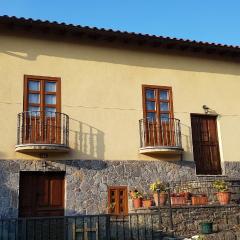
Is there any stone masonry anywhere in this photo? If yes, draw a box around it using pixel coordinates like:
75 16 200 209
0 159 239 218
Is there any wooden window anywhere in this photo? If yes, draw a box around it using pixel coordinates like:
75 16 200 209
23 75 61 144
24 75 61 114
142 85 175 147
108 186 128 215
142 85 173 121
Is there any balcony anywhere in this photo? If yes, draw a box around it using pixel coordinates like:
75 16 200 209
15 111 70 153
139 118 183 154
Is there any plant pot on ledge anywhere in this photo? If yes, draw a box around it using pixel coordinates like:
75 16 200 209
129 189 143 209
150 180 168 206
191 194 208 205
171 196 186 205
213 180 231 205
132 198 143 208
216 192 231 205
153 192 168 206
142 199 152 208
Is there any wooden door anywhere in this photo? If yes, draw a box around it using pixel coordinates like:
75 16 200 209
191 114 222 175
19 172 65 217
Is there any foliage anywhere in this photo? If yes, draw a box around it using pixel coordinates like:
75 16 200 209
149 180 166 193
129 189 143 199
109 202 115 210
213 180 229 192
142 193 152 200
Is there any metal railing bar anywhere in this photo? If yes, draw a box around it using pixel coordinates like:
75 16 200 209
137 214 139 240
16 111 69 147
116 215 119 240
122 215 125 240
151 214 153 240
139 118 182 149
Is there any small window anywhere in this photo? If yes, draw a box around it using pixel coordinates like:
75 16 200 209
108 186 128 215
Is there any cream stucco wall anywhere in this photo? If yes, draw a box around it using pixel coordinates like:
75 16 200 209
0 33 240 164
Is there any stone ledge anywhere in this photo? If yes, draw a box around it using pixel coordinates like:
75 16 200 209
130 203 240 213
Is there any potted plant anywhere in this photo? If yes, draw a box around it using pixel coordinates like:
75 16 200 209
129 189 143 208
150 180 168 206
213 180 231 205
191 193 208 205
142 194 152 208
171 192 187 205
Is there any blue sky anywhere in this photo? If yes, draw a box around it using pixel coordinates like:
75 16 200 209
1 0 240 46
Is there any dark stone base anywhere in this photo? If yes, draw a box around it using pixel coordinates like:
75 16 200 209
0 159 239 217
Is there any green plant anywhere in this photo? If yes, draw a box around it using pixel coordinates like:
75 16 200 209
142 193 151 200
109 202 116 210
150 180 166 193
129 189 143 199
213 180 229 192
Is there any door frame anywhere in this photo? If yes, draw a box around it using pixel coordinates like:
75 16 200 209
190 113 224 176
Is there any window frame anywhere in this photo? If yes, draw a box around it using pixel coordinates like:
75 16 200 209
142 85 174 121
108 186 128 215
23 75 61 113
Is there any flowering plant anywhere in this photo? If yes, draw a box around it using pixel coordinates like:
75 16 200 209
149 180 166 193
129 189 143 199
213 180 229 192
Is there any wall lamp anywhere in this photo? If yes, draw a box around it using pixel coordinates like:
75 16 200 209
202 105 210 114
202 105 217 115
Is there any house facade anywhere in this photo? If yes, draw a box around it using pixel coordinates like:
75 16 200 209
1 16 240 218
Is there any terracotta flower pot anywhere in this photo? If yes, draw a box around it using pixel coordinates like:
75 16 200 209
142 199 152 208
153 192 168 206
191 195 208 205
171 196 186 205
216 192 231 205
132 198 142 208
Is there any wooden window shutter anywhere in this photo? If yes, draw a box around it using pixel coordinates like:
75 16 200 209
108 186 128 215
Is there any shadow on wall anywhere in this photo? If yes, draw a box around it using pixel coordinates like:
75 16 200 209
69 118 105 160
1 33 240 76
0 161 19 218
181 123 194 161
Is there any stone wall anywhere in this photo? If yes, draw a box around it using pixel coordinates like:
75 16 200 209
133 205 240 238
0 159 239 218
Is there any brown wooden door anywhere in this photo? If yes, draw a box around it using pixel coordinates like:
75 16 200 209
19 172 65 217
191 114 222 175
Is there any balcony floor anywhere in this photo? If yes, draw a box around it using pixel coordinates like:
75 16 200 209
139 146 183 154
15 144 70 153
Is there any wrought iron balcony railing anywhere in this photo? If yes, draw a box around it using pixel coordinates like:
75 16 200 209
16 111 69 152
139 118 183 153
